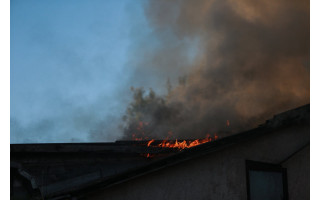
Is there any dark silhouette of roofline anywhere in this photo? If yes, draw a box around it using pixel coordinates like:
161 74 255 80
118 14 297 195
62 104 309 199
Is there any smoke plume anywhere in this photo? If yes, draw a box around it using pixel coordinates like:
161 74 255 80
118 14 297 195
121 0 309 140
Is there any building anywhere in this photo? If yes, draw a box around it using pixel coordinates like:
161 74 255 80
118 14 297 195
11 104 310 200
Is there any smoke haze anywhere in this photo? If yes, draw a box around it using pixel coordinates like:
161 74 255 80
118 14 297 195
11 0 309 143
121 0 310 140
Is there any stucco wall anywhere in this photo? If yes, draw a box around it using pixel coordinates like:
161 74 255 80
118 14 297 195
86 124 309 200
282 145 310 200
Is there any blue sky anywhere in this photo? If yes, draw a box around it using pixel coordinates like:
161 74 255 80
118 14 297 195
10 0 199 143
11 0 146 143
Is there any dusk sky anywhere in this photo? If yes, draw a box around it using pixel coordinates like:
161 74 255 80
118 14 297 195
10 0 197 143
11 0 309 143
11 0 150 143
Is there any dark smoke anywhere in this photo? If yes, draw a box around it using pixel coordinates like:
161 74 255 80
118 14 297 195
121 0 309 140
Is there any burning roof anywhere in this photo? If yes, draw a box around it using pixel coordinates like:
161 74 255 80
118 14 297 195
11 104 309 199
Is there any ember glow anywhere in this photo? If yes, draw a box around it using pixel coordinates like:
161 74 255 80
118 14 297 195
155 134 216 150
132 121 150 141
132 121 218 153
141 135 217 158
147 139 155 147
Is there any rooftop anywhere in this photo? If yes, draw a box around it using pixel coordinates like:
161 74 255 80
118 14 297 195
11 104 310 199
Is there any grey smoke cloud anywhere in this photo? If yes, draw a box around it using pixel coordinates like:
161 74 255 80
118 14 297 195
120 0 309 140
11 0 309 143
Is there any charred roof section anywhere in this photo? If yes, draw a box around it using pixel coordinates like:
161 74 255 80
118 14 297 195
11 104 309 199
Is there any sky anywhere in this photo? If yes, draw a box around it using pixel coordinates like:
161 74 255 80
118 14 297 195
10 0 310 144
10 0 150 143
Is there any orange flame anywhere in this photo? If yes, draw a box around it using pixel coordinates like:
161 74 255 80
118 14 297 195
147 139 155 147
155 134 214 150
140 133 218 158
133 128 218 157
